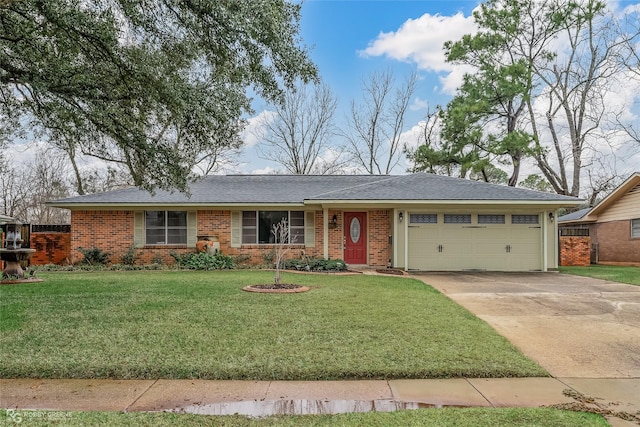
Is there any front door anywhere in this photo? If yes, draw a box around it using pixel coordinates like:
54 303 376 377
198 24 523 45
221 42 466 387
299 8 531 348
344 212 367 264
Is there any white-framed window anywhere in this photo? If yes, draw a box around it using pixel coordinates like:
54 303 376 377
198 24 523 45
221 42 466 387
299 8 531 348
145 211 187 244
632 218 640 238
242 211 305 244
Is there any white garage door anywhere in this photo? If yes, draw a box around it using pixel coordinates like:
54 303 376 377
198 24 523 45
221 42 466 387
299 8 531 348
407 213 542 271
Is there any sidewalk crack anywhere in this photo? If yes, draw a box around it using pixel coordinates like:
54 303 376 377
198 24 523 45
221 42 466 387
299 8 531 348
125 379 158 413
465 379 494 407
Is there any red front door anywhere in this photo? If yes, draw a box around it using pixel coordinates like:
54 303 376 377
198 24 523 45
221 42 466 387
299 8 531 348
344 212 367 264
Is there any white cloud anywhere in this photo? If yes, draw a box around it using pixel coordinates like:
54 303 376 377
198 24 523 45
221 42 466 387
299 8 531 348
621 2 640 14
399 121 429 154
360 12 477 73
241 110 276 148
438 65 475 96
248 166 279 175
409 97 430 112
360 11 478 94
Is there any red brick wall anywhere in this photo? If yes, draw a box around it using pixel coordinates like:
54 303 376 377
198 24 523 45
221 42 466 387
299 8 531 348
559 236 591 266
69 209 392 266
327 210 344 261
30 233 71 265
592 220 640 263
71 210 194 265
71 210 132 264
369 210 391 267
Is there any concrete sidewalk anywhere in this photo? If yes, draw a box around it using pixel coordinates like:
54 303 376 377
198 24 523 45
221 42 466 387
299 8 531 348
1 378 639 425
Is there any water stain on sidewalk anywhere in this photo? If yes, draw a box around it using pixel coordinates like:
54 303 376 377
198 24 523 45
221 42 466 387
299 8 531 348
169 399 430 417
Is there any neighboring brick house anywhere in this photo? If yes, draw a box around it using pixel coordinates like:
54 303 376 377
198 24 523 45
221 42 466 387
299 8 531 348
49 173 581 271
559 172 640 265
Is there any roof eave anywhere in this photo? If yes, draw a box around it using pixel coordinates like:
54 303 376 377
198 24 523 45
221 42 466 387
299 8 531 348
308 199 583 206
48 202 307 209
588 173 640 216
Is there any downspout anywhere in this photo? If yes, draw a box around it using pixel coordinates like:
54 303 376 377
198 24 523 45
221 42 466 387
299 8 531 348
393 209 398 268
403 210 409 270
542 211 548 272
553 209 559 270
323 207 329 260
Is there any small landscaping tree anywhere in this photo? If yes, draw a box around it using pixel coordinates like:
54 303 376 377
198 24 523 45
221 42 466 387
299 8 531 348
272 218 296 285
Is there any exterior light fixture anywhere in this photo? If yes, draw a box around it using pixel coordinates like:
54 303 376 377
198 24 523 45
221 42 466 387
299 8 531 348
331 214 338 224
548 212 555 222
399 212 404 222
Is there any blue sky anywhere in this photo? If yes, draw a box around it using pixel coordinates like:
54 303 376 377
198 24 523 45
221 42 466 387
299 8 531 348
238 0 640 180
241 0 483 173
298 0 476 106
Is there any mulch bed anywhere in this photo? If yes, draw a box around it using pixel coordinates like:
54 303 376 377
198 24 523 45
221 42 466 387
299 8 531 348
1 278 45 285
242 284 311 293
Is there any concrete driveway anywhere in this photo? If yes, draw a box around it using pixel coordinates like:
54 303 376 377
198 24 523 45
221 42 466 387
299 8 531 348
415 272 640 378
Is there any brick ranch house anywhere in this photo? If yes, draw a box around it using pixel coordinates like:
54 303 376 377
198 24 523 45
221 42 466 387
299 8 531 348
49 173 581 271
559 172 640 265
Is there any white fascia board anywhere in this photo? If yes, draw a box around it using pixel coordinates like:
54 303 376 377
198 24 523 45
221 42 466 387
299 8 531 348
310 199 584 208
50 202 307 210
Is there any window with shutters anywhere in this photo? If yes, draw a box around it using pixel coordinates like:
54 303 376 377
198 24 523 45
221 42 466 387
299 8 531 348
241 211 305 244
145 211 187 244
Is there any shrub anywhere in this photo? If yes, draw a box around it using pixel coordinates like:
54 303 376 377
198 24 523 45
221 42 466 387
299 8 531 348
120 245 141 266
108 264 143 271
283 258 347 272
170 251 235 270
232 254 253 268
77 247 110 265
262 250 275 265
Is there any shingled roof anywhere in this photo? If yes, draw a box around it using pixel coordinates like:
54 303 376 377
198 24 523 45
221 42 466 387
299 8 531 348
50 173 581 206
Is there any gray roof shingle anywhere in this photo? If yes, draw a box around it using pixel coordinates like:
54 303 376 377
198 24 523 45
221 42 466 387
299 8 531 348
558 207 592 222
50 173 581 206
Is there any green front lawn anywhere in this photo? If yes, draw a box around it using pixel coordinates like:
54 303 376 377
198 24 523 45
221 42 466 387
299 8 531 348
0 271 546 379
0 408 607 427
560 265 640 286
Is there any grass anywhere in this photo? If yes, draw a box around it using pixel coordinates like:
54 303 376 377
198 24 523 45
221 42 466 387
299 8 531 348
560 265 640 286
0 270 546 380
0 408 608 427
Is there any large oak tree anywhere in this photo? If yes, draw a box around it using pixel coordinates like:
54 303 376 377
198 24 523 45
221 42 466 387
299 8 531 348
0 0 317 193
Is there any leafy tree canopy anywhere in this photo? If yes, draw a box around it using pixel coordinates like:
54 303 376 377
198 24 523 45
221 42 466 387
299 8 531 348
0 0 317 192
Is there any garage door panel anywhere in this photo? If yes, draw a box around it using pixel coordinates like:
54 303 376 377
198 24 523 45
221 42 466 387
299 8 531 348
473 227 510 270
508 226 542 270
407 225 440 270
407 214 542 271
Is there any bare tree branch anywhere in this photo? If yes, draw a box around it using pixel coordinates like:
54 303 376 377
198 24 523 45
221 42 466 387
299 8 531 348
343 69 417 174
258 81 340 174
